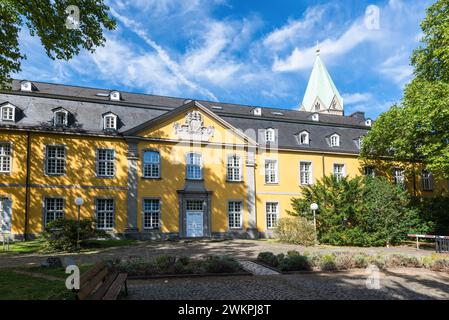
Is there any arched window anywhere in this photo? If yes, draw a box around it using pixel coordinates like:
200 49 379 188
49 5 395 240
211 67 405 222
143 150 160 178
53 109 68 127
227 155 242 182
330 134 340 147
265 128 275 142
298 131 309 145
103 113 117 130
186 153 202 180
1 105 15 121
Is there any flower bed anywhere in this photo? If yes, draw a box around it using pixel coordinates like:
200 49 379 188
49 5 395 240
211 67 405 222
113 255 250 279
256 251 449 273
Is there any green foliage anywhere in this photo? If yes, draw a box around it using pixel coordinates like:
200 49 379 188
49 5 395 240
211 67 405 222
412 196 449 235
274 216 315 246
257 252 280 267
199 256 241 274
278 254 311 272
319 254 337 271
0 0 116 88
411 0 449 82
361 0 449 179
42 218 106 252
289 176 428 246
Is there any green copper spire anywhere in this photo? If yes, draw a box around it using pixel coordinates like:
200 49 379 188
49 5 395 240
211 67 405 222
301 49 344 116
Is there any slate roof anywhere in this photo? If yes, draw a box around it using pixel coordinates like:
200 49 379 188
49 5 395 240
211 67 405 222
0 80 371 154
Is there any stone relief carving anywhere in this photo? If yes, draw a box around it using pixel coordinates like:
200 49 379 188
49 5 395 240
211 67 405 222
173 111 215 141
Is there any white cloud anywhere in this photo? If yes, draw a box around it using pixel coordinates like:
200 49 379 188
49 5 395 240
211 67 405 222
272 17 382 72
342 92 372 105
379 50 413 86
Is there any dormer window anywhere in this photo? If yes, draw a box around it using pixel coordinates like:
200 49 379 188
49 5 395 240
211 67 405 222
53 109 68 127
103 112 117 131
0 104 15 122
265 128 275 142
110 91 121 101
365 119 372 127
253 107 262 116
314 102 321 111
298 131 310 145
311 113 319 122
20 81 34 92
355 136 364 149
330 134 340 147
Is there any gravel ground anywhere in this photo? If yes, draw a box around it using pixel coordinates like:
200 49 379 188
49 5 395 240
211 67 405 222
125 268 449 300
0 239 438 268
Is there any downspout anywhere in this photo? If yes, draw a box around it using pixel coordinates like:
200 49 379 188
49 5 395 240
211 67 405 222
24 131 31 241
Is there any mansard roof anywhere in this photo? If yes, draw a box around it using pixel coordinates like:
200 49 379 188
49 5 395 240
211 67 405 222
0 79 371 154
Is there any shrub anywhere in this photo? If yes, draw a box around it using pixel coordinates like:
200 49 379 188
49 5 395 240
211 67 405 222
334 253 357 270
274 217 316 246
289 176 429 247
154 255 176 270
386 254 422 269
257 252 280 267
42 218 106 252
278 254 311 271
353 253 369 269
199 256 241 274
319 254 337 271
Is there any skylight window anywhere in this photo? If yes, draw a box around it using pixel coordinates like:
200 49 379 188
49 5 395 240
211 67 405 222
211 106 223 110
271 112 284 116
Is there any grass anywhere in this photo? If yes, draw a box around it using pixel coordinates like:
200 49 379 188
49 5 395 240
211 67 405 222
26 265 92 279
0 269 76 300
0 239 138 255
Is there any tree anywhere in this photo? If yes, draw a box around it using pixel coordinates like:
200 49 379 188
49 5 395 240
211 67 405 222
0 0 116 88
361 0 449 180
288 176 428 246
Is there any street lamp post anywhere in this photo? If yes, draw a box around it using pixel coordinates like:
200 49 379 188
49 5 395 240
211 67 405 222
310 203 319 246
75 197 84 250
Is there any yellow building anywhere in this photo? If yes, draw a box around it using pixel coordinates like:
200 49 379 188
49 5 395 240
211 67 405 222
0 54 447 240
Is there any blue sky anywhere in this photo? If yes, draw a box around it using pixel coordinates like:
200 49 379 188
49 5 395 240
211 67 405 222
16 0 433 119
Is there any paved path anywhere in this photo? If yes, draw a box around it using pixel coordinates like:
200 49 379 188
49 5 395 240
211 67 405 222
0 239 438 268
125 268 449 300
239 261 280 275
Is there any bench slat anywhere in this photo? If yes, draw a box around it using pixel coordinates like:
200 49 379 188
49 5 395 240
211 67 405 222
89 272 119 300
78 267 108 300
80 261 107 287
102 273 128 300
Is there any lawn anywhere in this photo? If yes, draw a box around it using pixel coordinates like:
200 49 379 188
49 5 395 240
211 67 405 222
0 269 76 300
0 239 138 255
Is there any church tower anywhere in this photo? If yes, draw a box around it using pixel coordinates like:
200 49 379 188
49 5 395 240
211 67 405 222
300 49 344 116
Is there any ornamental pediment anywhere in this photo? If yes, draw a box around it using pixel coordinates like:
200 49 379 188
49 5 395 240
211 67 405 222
173 110 215 141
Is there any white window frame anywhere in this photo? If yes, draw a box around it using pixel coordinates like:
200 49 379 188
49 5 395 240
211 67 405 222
333 163 345 181
143 198 161 230
45 145 66 176
299 161 313 185
95 198 115 230
103 114 117 130
143 150 161 179
227 155 242 182
422 170 433 191
266 202 279 229
0 105 15 122
96 149 115 177
53 110 68 127
265 128 275 142
44 197 65 226
330 134 340 147
0 142 12 173
186 152 202 180
393 168 405 187
298 131 310 145
228 201 243 229
264 159 278 184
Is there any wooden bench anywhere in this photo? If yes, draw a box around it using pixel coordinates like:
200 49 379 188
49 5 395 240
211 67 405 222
77 262 128 300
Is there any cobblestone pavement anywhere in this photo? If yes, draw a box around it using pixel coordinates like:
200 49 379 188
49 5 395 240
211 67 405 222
239 261 280 275
125 268 449 300
0 239 439 268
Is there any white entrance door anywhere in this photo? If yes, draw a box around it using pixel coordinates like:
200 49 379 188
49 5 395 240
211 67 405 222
186 211 204 237
0 198 12 233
